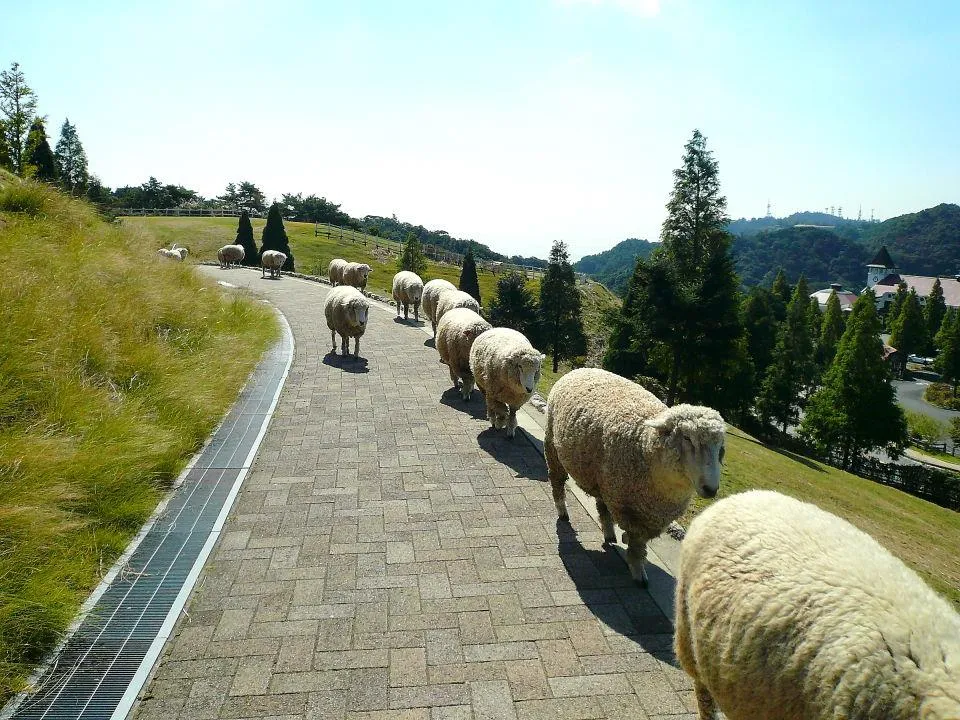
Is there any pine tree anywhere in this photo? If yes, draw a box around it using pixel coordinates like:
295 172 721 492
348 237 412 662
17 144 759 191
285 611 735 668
886 281 909 331
0 119 11 171
459 246 481 304
757 276 815 432
0 62 38 176
398 231 427 276
807 295 822 339
54 119 88 195
889 288 928 360
260 203 294 271
489 272 540 345
24 117 57 182
539 240 586 372
817 289 845 371
935 310 960 396
235 211 258 267
770 268 791 322
801 290 907 468
741 286 779 386
925 278 946 353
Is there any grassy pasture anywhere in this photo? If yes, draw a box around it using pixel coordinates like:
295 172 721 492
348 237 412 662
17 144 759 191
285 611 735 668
0 177 278 700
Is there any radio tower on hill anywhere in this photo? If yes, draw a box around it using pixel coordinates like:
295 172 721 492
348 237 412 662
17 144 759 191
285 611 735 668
765 200 772 218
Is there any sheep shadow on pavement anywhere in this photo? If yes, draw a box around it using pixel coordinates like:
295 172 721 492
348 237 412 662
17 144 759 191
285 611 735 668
322 352 369 374
476 426 547 481
393 317 426 328
423 337 436 348
555 520 678 666
439 388 489 421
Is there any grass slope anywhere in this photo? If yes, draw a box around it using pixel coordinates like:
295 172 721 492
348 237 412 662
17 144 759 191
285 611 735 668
0 177 278 700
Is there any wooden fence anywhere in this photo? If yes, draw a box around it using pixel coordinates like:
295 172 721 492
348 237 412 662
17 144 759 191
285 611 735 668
114 208 245 217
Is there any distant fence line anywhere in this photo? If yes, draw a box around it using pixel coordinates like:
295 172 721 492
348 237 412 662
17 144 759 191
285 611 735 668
114 207 243 217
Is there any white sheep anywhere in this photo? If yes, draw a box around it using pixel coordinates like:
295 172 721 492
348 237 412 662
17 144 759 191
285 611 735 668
675 489 960 720
173 246 188 260
342 262 372 290
323 286 370 358
217 244 245 269
392 271 425 321
157 248 182 261
328 258 348 285
261 250 287 279
469 327 544 439
545 368 725 586
435 290 480 328
436 308 492 401
422 279 457 336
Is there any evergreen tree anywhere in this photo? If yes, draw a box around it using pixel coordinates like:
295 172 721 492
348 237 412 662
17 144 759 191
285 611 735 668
489 272 540 345
757 276 815 432
539 240 586 372
935 310 960 396
741 286 779 386
925 278 947 353
85 174 113 206
0 62 38 176
24 117 57 182
889 288 928 360
459 246 481 304
807 296 822 339
398 231 428 276
800 290 907 469
235 211 258 267
886 281 909 331
54 119 88 195
817 290 845 371
770 268 792 322
0 119 11 171
260 203 294 271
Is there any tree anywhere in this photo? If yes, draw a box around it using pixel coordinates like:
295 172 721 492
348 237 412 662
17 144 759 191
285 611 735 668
24 117 57 182
926 278 947 353
800 290 907 469
489 272 540 345
459 245 481 304
539 240 586 372
235 211 258 267
757 276 816 432
770 268 791 322
886 281 909 331
0 62 38 175
0 119 11 171
806 295 822 340
54 119 88 195
935 310 960 396
817 290 845 371
398 231 427 275
235 181 266 213
260 203 294 271
889 288 928 361
85 174 112 206
741 286 779 386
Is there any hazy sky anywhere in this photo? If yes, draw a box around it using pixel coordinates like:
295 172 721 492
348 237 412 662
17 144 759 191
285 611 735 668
3 0 957 259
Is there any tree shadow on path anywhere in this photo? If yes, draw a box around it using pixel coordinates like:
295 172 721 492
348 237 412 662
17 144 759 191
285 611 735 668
322 352 370 374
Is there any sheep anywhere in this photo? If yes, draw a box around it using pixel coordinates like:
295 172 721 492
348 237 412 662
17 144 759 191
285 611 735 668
392 271 425 321
217 244 245 269
674 489 960 720
323 286 370 358
436 308 492 400
342 262 372 290
435 290 480 328
469 327 544 439
157 248 182 260
328 258 348 285
545 368 725 587
422 279 457 336
261 249 287 279
173 246 188 260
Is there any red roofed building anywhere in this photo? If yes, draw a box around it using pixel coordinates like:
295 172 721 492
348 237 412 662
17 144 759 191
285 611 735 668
864 246 960 310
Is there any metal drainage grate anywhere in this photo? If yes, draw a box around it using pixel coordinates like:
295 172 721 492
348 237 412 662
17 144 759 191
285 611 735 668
8 327 293 720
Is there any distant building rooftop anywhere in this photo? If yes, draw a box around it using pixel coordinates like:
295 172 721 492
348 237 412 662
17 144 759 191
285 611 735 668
868 245 896 269
810 283 858 312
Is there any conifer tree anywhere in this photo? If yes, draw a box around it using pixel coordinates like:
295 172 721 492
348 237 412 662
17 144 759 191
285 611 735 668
459 246 481 304
741 286 779 388
24 117 57 182
817 289 845 371
807 296 822 339
0 119 11 171
0 62 38 176
489 272 540 346
770 268 792 322
235 211 258 267
889 288 928 360
801 290 907 469
935 309 960 396
925 278 946 353
398 231 427 276
540 240 586 373
886 281 909 331
54 119 88 195
260 203 295 271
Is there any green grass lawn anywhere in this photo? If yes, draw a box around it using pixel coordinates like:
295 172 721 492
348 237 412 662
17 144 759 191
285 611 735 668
0 179 278 701
909 444 960 467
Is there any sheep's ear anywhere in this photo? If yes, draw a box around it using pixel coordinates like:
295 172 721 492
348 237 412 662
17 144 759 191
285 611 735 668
644 412 676 434
464 328 475 340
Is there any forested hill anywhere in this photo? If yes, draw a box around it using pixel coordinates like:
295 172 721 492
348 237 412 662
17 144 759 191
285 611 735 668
860 203 960 277
573 238 658 296
728 211 870 238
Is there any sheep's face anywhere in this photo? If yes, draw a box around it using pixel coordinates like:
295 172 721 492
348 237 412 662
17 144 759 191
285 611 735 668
677 434 724 498
359 265 372 281
645 405 725 498
349 304 369 330
409 286 423 303
515 354 545 395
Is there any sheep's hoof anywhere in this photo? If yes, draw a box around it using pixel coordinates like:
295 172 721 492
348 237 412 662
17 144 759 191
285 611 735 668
558 513 570 523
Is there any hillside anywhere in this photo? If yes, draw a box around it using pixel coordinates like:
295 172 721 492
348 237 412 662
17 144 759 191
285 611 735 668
861 203 960 277
0 174 277 699
573 238 658 296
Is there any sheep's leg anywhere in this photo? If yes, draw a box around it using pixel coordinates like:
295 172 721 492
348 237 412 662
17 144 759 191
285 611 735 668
353 336 360 358
341 334 348 355
545 434 569 521
506 407 518 439
625 536 649 587
448 365 460 389
596 500 617 545
395 300 401 317
460 374 474 401
404 302 409 320
431 320 437 337
330 330 337 353
414 301 420 322
693 681 718 720
485 396 499 430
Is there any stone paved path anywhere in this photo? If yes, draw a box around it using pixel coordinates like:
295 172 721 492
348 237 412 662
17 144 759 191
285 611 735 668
132 267 697 720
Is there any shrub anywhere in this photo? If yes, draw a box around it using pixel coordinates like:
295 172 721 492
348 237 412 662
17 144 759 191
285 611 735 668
923 382 960 410
905 410 946 443
0 183 50 216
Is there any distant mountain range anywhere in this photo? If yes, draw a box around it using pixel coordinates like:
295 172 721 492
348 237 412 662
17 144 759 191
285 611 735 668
573 238 658 295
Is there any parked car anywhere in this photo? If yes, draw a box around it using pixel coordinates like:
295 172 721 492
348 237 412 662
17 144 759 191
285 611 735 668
907 354 935 366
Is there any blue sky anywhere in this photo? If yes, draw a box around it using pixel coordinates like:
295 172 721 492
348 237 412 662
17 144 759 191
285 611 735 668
2 0 957 259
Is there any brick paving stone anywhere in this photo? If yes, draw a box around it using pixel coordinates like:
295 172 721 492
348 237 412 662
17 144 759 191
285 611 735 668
128 268 690 719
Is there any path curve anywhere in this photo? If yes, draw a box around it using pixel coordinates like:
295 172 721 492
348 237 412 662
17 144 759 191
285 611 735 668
132 267 693 720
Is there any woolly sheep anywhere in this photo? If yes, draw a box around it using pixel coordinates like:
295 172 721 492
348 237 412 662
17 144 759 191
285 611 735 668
323 286 370 358
435 290 480 328
675 489 960 720
469 327 544 439
328 258 348 285
422 279 457 336
342 262 372 290
392 271 425 321
157 248 182 261
436 308 492 401
545 368 725 586
217 244 245 269
173 247 188 260
261 249 287 279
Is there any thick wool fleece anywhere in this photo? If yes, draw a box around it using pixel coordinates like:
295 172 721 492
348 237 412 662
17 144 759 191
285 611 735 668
436 308 492 398
328 258 348 285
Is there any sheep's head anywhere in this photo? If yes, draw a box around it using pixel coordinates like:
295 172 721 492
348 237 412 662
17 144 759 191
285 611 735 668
358 264 372 281
409 285 423 303
488 402 509 429
346 299 369 331
514 350 545 395
644 404 725 499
